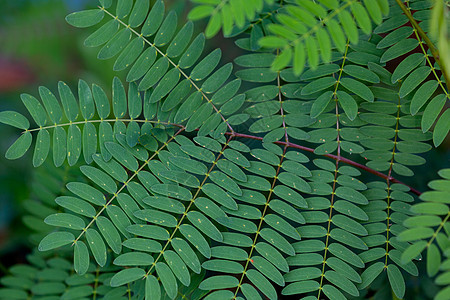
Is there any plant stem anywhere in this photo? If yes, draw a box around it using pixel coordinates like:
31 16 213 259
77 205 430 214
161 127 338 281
395 0 450 92
227 132 422 196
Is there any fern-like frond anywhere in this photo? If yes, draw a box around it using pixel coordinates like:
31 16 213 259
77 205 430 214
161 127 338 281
256 0 389 74
399 168 450 300
188 0 279 38
66 0 243 134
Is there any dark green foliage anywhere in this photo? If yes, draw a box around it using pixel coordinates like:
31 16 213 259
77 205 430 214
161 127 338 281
0 0 449 299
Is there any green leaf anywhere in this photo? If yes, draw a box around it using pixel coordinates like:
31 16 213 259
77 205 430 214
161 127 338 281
110 268 145 287
260 228 295 256
265 214 301 239
80 165 117 194
66 182 106 206
156 262 178 299
96 216 122 254
191 49 222 81
199 275 239 290
311 91 333 118
422 94 446 132
202 259 243 274
134 209 178 227
171 238 201 273
187 211 223 242
84 19 119 47
202 63 233 93
352 3 371 34
339 10 358 44
251 256 285 286
145 275 161 300
179 224 211 258
433 109 450 147
337 91 358 121
328 243 364 268
78 79 95 120
398 227 434 241
303 77 336 96
127 47 157 82
340 77 374 102
113 37 144 71
44 213 85 230
55 196 96 218
21 93 47 126
380 39 419 63
359 261 384 289
188 5 214 21
150 68 181 103
327 19 346 52
0 111 30 130
410 80 438 115
293 42 306 75
205 12 221 38
399 66 432 98
32 129 50 167
129 0 149 28
82 123 97 164
5 132 32 160
272 47 292 72
167 21 194 58
179 34 206 69
209 171 242 196
58 82 79 122
154 11 178 46
322 284 346 300
162 80 192 111
202 183 238 210
116 0 133 18
427 243 441 277
112 77 127 118
325 270 359 296
114 252 154 266
92 84 110 119
247 269 277 300
67 124 81 166
139 57 170 91
343 65 380 83
85 228 107 267
74 241 89 275
105 141 138 171
387 264 405 299
127 224 170 240
65 9 104 28
38 232 75 252
142 0 165 36
164 250 190 286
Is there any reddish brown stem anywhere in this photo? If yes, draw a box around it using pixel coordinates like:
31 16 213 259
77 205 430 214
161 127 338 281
227 132 422 196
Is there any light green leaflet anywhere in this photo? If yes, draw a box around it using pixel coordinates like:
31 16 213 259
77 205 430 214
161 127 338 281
156 262 178 299
187 211 223 242
85 228 107 267
38 232 75 252
80 165 117 194
44 213 85 230
96 216 122 254
105 141 139 171
111 268 146 287
74 241 89 275
65 9 104 28
114 252 154 266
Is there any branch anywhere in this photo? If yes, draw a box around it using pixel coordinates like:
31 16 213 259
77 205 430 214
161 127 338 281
228 132 422 196
395 0 450 93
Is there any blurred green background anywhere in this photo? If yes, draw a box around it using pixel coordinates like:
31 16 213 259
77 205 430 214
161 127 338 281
0 1 449 298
